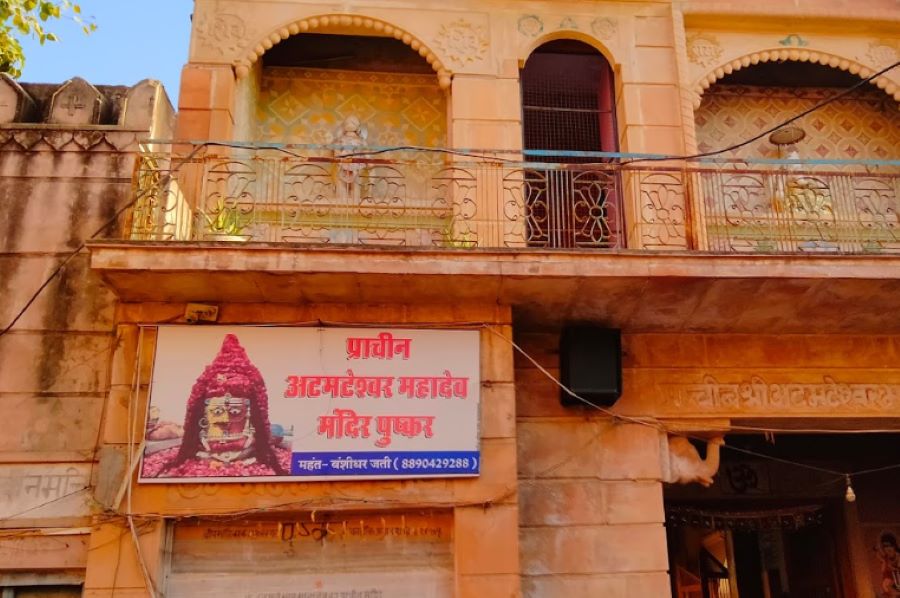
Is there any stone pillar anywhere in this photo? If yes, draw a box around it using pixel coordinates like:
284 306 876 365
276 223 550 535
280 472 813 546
454 323 522 597
85 325 164 597
83 519 166 597
518 422 670 596
449 71 524 249
617 9 690 250
844 501 877 598
175 64 236 141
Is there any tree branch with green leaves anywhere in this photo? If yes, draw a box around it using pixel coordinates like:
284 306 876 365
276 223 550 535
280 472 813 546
0 0 95 77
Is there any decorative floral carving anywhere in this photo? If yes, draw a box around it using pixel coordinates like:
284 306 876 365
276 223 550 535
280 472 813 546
518 15 543 37
687 33 723 67
866 40 899 67
195 13 248 57
433 19 488 67
559 17 579 31
591 17 617 40
778 34 809 47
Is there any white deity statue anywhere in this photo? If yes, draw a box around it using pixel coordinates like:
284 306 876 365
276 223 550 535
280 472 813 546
334 115 368 196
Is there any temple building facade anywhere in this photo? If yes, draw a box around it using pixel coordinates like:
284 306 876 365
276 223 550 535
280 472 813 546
0 0 898 596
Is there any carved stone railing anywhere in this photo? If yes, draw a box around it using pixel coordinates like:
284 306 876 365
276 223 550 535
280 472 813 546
128 147 628 249
127 145 899 254
690 164 900 254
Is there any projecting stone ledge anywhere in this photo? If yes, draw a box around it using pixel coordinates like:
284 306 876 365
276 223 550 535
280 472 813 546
87 242 900 333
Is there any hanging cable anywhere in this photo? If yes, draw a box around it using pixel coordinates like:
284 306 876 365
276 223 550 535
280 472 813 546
619 59 900 165
482 324 900 483
0 143 209 339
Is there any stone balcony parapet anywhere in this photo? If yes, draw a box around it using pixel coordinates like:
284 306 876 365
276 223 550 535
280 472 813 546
124 143 900 256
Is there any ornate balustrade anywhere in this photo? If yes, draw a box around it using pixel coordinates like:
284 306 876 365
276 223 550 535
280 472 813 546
127 145 899 254
691 165 900 254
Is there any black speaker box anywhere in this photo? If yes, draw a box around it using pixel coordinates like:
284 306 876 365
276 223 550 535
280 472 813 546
559 326 622 407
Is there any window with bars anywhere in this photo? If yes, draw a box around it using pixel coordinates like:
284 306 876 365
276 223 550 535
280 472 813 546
520 40 622 249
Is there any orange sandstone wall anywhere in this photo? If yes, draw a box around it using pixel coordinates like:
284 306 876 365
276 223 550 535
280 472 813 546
515 331 900 596
515 332 670 596
87 302 520 597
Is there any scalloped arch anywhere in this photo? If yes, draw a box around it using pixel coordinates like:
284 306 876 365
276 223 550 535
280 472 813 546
234 14 452 89
693 49 900 108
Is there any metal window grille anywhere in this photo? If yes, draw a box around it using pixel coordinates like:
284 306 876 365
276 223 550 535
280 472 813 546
521 44 622 248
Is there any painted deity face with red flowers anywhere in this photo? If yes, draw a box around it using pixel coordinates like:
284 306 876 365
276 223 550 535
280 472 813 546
141 334 289 478
198 393 255 462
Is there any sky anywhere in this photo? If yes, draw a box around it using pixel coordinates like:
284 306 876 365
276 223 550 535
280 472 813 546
20 0 193 104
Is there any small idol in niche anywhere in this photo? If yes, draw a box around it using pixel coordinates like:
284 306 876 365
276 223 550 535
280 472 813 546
141 334 291 478
878 532 900 597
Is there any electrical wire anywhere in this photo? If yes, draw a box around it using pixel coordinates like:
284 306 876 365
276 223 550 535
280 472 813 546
0 143 209 339
2 55 888 343
0 64 897 533
619 59 900 165
482 324 900 482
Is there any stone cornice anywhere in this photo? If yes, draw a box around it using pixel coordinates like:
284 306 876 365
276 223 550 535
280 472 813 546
0 127 144 152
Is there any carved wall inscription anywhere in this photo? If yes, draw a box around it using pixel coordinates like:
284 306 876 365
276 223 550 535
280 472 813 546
0 464 92 522
866 40 899 68
665 375 899 413
559 17 579 31
591 17 617 40
518 15 543 38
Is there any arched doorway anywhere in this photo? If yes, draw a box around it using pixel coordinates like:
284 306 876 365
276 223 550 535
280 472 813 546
519 39 622 248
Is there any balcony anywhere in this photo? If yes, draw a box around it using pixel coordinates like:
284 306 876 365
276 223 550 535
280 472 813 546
87 144 900 334
127 145 900 255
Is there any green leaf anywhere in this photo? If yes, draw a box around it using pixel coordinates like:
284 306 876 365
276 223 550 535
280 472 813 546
0 0 95 76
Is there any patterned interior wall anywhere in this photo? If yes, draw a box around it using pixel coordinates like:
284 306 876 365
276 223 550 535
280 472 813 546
695 85 900 160
256 67 447 147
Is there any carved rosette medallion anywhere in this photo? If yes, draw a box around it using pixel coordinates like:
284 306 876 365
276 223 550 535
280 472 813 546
518 15 543 38
866 40 899 68
434 19 489 67
591 17 617 40
559 17 579 30
195 12 249 57
687 33 723 67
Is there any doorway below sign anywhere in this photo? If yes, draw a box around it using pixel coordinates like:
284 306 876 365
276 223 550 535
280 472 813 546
665 433 900 598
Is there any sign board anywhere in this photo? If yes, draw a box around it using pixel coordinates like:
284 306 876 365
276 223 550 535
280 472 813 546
139 326 480 483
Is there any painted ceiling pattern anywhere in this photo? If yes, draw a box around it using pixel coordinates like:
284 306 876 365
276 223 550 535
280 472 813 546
695 85 900 160
257 67 447 148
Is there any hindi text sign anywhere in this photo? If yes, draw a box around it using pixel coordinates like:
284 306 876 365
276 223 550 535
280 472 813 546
139 326 480 483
